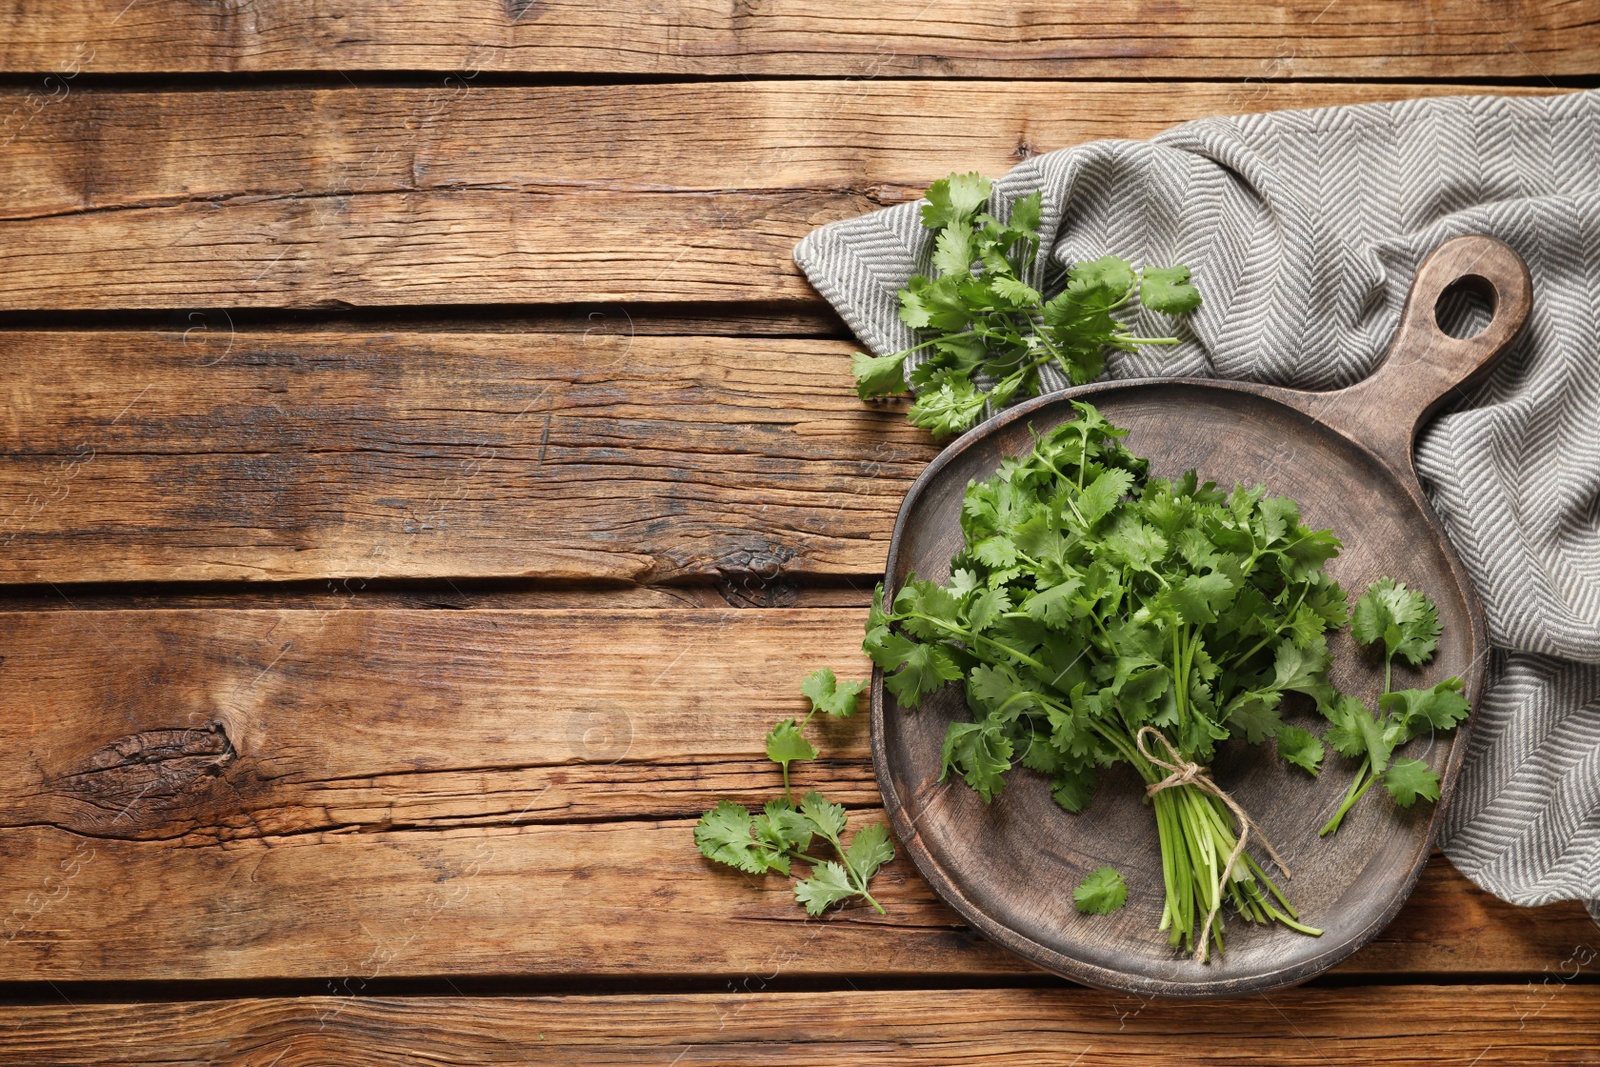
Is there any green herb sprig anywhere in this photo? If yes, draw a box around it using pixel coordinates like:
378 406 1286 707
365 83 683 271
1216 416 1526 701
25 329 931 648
694 669 896 915
853 172 1201 438
865 402 1342 958
1318 579 1469 835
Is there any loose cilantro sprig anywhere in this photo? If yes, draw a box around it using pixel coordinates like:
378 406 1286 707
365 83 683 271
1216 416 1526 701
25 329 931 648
694 669 895 915
1318 579 1469 836
853 172 1201 439
865 402 1338 957
766 667 867 802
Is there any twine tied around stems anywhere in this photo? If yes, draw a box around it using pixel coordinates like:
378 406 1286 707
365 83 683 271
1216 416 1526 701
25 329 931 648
1135 726 1289 963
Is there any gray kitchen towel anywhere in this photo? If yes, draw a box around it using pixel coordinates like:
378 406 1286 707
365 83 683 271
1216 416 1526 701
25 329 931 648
795 89 1600 921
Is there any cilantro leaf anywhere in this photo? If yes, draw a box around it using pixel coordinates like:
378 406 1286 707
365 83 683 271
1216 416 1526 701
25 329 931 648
1073 865 1129 915
1322 694 1375 760
1008 191 1043 235
794 800 893 915
1271 637 1335 707
1023 578 1082 629
694 801 774 875
967 662 1027 716
1381 757 1441 807
940 719 1014 802
750 799 814 875
798 790 848 844
966 586 1013 631
1067 256 1136 308
766 718 818 770
878 636 963 707
1103 518 1167 572
1079 467 1135 527
1275 724 1325 775
931 222 976 277
1157 571 1237 626
765 717 821 805
1351 577 1441 666
1224 690 1284 744
757 799 813 852
920 172 992 230
801 667 868 719
794 860 858 916
1050 762 1100 813
973 534 1020 569
1139 265 1202 314
1378 678 1470 738
990 275 1042 307
843 822 895 888
907 369 988 439
852 351 909 399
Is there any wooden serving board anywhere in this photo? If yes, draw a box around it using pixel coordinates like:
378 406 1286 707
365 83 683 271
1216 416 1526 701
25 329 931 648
871 235 1534 997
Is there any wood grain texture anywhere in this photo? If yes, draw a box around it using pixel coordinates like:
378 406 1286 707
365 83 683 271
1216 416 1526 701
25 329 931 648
0 0 1593 77
4 986 1599 1064
0 607 1589 981
0 331 929 585
0 82 1570 310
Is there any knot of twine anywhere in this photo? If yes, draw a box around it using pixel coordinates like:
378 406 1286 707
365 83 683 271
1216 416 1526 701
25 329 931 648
1134 726 1289 963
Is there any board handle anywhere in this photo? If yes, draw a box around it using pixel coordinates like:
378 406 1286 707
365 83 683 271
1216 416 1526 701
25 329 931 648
1299 235 1532 481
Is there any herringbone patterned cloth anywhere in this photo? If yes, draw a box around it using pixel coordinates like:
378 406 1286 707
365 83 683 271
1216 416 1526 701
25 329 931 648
795 89 1600 923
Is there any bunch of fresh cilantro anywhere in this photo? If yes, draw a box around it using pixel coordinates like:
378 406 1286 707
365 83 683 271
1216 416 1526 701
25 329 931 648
1318 578 1468 835
852 172 1201 438
865 402 1347 957
693 669 895 915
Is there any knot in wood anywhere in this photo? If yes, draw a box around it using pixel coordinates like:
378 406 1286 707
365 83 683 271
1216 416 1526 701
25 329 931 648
49 722 238 838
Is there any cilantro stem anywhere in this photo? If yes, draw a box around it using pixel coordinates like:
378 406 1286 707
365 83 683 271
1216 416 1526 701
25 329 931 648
1319 761 1377 836
992 689 1039 718
1013 550 1046 571
1031 329 1086 388
1262 902 1323 937
1027 691 1150 774
1233 586 1308 666
1170 622 1193 734
789 851 833 868
881 330 982 363
1089 610 1116 649
898 612 1049 671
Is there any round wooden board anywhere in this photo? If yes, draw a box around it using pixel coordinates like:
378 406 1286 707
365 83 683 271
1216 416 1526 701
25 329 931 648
870 235 1533 997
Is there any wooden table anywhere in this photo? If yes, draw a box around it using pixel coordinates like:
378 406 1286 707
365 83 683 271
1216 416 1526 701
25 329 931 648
1 4 1597 1062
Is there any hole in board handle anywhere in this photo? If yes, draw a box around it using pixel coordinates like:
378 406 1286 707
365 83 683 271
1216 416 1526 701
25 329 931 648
1434 274 1497 340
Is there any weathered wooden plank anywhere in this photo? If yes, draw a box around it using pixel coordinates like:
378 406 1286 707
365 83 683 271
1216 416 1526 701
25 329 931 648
1 0 1593 78
4 986 1598 1064
0 607 1590 981
0 82 1571 310
0 331 927 585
